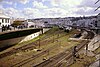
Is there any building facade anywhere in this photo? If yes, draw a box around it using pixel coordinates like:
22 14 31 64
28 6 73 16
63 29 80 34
97 13 100 28
0 13 11 28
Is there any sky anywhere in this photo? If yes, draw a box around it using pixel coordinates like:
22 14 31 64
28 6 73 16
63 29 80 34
0 0 100 19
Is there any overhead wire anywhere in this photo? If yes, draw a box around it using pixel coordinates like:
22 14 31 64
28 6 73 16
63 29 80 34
95 0 100 11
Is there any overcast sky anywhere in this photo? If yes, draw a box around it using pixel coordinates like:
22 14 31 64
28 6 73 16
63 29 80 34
0 0 100 19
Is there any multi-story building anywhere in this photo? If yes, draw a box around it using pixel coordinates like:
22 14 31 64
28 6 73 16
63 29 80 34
96 13 100 34
97 13 100 28
0 13 11 28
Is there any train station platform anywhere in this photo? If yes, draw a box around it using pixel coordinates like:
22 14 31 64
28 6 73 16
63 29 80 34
0 28 39 35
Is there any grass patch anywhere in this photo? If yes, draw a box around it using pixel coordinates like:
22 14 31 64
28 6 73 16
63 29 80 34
93 47 100 54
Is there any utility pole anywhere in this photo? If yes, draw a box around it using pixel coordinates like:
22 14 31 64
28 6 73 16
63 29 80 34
38 33 41 49
38 28 43 49
39 37 40 48
53 33 55 43
57 33 59 38
86 44 88 56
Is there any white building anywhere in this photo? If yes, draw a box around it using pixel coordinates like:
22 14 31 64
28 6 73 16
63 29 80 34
0 13 11 28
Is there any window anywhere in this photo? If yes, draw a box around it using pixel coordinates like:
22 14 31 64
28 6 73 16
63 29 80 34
95 21 97 27
7 19 8 23
2 19 4 23
5 19 7 23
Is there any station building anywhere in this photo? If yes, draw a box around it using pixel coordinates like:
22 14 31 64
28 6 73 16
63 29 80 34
0 13 11 28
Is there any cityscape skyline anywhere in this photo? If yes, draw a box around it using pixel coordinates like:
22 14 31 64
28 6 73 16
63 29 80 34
0 0 100 19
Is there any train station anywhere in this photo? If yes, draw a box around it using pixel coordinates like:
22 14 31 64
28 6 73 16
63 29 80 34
0 0 100 67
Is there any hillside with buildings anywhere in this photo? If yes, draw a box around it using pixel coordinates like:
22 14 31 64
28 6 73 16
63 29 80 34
0 13 100 67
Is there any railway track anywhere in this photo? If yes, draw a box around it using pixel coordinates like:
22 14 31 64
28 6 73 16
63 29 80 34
0 29 83 67
34 41 89 67
0 29 64 59
0 42 37 58
56 30 95 67
9 32 67 67
34 31 94 67
11 39 64 67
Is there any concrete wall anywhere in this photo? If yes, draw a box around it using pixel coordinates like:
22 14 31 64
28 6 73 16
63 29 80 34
43 28 50 33
19 31 40 43
0 31 41 49
0 28 50 49
0 28 41 49
19 28 50 43
0 36 25 49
